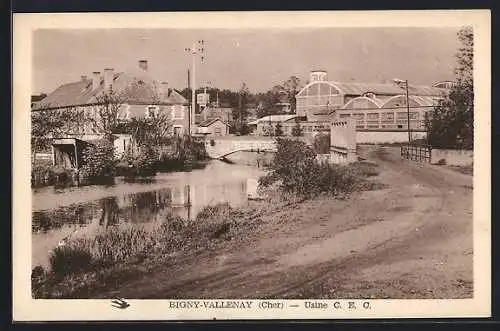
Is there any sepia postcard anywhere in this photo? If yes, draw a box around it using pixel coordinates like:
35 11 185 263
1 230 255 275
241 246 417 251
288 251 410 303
13 10 490 321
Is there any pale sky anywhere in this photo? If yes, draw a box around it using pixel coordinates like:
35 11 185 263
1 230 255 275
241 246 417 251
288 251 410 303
32 27 460 95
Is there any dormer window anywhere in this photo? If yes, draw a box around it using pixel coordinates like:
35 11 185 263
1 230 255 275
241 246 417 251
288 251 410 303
146 105 159 118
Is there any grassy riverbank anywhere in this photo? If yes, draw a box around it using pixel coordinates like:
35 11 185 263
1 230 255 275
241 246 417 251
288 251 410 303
32 160 382 299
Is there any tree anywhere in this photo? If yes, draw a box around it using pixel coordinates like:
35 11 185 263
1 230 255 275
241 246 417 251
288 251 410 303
256 76 304 117
275 122 284 136
233 82 251 134
291 118 303 136
89 88 124 140
426 27 473 150
257 86 284 118
282 76 304 113
31 106 69 166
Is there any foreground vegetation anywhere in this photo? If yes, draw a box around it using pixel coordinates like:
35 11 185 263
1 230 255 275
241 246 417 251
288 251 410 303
32 199 291 298
32 138 383 298
259 138 383 198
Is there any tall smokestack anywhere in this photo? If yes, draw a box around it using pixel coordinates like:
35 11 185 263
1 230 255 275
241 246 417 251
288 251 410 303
138 60 148 71
103 68 114 91
92 71 101 91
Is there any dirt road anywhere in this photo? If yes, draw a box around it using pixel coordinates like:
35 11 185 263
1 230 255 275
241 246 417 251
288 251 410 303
96 146 473 299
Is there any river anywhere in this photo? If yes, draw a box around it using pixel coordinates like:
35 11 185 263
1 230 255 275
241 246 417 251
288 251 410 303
32 159 266 269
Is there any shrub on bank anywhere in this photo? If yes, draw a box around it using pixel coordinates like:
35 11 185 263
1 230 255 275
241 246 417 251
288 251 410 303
31 162 76 187
312 133 331 154
120 146 158 178
80 140 116 182
259 138 380 198
49 245 93 276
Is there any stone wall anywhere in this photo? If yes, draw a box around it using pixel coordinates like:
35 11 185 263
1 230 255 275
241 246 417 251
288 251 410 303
431 149 473 166
356 130 427 144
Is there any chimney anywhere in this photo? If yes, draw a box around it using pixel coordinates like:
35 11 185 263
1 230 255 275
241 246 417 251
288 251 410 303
81 75 88 82
160 81 169 101
92 71 101 91
103 68 114 91
138 60 148 71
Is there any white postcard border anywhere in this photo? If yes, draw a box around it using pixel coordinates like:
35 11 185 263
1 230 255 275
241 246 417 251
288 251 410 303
13 10 491 321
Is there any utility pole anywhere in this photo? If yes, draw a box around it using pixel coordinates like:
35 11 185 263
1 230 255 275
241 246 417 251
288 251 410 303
185 40 205 135
187 69 190 134
393 78 412 145
238 89 242 134
404 80 411 144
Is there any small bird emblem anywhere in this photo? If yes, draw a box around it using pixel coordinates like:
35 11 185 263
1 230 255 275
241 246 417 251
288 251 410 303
111 298 130 309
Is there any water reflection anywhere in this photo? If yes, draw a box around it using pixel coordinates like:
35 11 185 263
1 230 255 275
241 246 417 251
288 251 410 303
32 161 265 268
33 186 194 233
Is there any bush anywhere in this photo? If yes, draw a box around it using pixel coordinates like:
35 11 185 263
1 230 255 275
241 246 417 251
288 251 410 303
122 146 157 177
275 123 284 136
193 203 243 240
89 226 157 263
313 133 331 154
195 202 234 222
80 140 116 181
31 163 76 187
291 119 303 137
258 138 364 198
49 245 93 276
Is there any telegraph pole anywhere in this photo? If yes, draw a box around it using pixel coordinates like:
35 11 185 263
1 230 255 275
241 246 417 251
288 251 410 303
185 40 205 135
393 78 412 145
187 69 190 134
404 80 411 144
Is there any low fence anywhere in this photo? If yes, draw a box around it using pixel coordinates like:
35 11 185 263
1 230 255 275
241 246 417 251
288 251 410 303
401 144 432 163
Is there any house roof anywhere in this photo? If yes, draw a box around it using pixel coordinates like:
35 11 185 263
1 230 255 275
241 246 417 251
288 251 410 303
166 89 188 104
298 80 448 98
198 118 230 127
330 81 447 97
31 94 47 103
33 70 187 111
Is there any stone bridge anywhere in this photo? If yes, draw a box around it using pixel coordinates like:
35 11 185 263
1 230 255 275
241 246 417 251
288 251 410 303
204 136 277 159
204 120 357 163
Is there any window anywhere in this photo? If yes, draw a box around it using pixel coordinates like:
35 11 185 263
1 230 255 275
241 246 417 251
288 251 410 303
171 105 184 120
382 112 394 121
339 113 351 118
145 105 159 118
367 113 379 120
409 112 419 120
352 113 365 121
396 112 407 119
214 127 222 136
